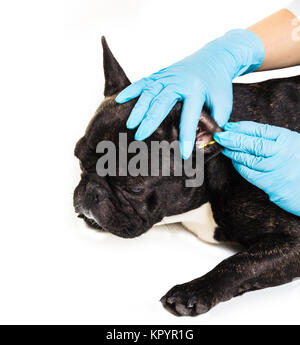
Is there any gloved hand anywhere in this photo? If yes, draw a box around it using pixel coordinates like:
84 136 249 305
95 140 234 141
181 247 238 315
214 121 300 217
116 29 264 159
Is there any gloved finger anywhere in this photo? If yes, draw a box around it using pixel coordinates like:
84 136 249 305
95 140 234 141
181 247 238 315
214 131 278 157
232 160 276 195
179 95 205 159
223 121 287 140
223 149 278 172
116 78 149 103
149 65 183 80
210 89 233 127
126 81 165 129
117 68 174 104
231 161 260 182
134 86 181 140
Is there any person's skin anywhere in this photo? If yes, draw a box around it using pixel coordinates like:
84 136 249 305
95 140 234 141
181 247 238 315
248 9 300 70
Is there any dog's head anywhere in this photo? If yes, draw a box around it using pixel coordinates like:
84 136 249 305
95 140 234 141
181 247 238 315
73 37 223 238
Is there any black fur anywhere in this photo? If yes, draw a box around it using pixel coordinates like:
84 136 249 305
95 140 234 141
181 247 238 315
73 38 300 316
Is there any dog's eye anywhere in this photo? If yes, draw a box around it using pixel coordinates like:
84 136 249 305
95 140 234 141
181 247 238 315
127 187 144 195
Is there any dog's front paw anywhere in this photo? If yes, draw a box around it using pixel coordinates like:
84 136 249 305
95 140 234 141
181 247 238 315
160 279 214 317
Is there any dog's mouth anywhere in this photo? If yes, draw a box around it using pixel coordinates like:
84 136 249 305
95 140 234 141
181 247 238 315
77 213 106 232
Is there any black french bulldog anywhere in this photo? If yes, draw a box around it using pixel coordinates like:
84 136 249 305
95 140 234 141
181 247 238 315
74 37 300 316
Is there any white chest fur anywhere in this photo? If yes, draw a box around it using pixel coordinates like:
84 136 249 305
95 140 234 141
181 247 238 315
154 202 219 244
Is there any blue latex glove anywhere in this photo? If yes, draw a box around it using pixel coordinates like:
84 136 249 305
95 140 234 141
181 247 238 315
116 29 264 159
214 121 300 217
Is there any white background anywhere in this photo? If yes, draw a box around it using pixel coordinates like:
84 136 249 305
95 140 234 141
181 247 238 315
0 0 299 325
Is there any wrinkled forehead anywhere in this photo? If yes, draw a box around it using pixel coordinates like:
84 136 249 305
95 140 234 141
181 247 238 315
85 96 180 147
85 97 136 144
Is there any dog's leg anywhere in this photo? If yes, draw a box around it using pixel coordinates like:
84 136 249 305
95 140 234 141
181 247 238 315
160 234 300 316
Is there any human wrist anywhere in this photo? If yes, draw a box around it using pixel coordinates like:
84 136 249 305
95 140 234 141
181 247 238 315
205 28 265 79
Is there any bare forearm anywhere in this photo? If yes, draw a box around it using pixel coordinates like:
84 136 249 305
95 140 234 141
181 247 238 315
248 9 300 71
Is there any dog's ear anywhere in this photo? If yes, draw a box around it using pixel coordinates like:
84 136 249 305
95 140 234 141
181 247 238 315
195 111 224 159
101 36 131 97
